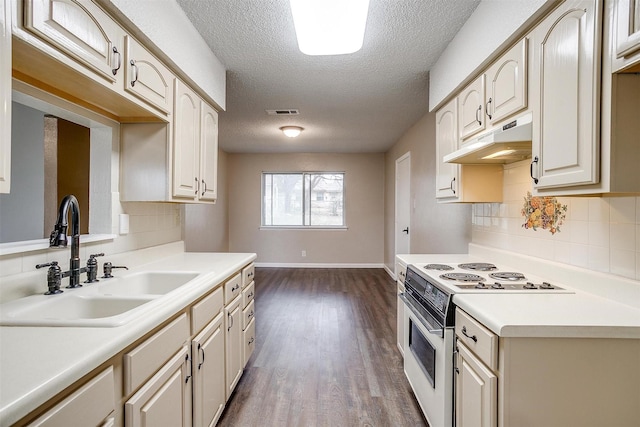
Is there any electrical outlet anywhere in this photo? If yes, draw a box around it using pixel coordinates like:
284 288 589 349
301 250 306 257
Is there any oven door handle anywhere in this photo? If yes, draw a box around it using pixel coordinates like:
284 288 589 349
400 293 444 338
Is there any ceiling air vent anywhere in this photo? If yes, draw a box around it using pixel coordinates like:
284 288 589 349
266 109 299 116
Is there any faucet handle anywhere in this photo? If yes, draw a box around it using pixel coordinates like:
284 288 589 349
36 261 63 295
85 253 105 283
102 262 129 278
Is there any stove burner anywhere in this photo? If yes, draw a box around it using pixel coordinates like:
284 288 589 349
458 263 497 271
489 272 526 281
440 273 485 283
424 263 454 271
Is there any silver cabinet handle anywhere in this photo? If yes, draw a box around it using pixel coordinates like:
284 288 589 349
485 98 492 120
112 47 121 76
232 284 240 292
201 179 207 196
475 105 482 125
130 60 138 87
227 312 234 331
248 310 254 320
461 326 478 342
195 177 199 195
450 177 456 195
530 156 539 184
248 337 254 345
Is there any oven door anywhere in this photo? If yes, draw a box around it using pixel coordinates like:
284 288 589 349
402 294 454 427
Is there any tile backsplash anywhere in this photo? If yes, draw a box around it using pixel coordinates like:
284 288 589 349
472 161 640 281
0 194 183 280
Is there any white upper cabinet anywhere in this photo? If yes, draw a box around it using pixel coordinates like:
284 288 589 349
1 0 11 194
458 75 486 140
614 0 640 70
485 38 528 125
124 35 174 115
436 97 459 200
23 0 123 83
530 0 600 190
173 79 218 202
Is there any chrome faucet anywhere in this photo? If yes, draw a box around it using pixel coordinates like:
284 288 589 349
49 195 85 288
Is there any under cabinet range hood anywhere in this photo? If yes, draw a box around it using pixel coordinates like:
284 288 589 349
444 113 533 164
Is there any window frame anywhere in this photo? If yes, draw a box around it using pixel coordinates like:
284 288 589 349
261 171 347 229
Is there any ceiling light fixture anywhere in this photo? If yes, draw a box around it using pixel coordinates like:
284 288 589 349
280 126 304 138
289 0 370 56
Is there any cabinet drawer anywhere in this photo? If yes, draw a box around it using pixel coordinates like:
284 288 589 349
242 263 255 287
27 367 115 427
243 317 256 366
191 286 223 335
242 281 255 308
123 313 189 395
243 300 255 330
224 273 242 304
455 309 498 371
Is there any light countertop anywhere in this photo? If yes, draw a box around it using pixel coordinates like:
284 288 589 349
0 251 256 426
397 249 640 339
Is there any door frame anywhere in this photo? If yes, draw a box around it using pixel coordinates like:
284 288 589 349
395 151 411 271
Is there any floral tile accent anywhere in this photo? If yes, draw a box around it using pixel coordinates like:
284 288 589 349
521 192 568 235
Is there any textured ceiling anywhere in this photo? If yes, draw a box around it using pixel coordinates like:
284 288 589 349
176 0 480 153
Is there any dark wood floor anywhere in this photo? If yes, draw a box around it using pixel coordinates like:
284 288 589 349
217 268 428 427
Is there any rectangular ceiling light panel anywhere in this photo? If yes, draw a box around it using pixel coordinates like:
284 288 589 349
290 0 370 56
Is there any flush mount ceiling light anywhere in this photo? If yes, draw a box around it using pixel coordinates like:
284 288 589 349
289 0 370 56
280 126 304 138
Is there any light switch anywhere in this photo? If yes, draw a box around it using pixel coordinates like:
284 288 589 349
119 214 130 235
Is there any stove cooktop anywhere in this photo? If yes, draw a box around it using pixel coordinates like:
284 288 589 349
415 262 572 293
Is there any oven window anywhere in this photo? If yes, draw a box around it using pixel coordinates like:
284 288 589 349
409 318 436 388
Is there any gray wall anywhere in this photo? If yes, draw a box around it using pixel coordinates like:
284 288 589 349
227 153 384 265
0 102 44 242
384 108 472 271
184 149 229 252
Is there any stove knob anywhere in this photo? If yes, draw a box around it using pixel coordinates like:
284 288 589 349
540 282 554 289
524 282 537 289
491 282 504 289
475 282 487 289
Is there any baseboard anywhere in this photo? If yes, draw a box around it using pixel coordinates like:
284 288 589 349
254 262 385 269
383 264 396 281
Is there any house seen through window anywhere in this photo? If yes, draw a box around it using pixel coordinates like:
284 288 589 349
262 172 345 227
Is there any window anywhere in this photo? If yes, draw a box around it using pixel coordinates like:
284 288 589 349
262 172 345 227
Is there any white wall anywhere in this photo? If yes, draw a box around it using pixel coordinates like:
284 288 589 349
472 161 640 281
227 153 384 266
429 0 552 110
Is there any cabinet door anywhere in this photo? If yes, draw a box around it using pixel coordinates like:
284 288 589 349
125 35 173 114
486 38 528 125
531 0 600 189
456 342 497 427
192 313 225 427
224 295 243 399
458 75 486 140
125 346 192 427
0 0 10 193
198 102 218 201
23 0 123 83
615 0 640 63
435 97 460 200
173 79 200 199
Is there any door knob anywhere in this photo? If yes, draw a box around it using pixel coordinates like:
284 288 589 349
402 227 409 234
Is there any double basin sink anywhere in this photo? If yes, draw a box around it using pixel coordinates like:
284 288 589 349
0 271 200 328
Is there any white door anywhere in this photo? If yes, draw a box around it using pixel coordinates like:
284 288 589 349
395 152 411 261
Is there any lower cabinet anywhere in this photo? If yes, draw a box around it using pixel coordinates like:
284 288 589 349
125 346 192 427
224 294 243 399
17 261 256 427
455 308 640 426
192 312 225 427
